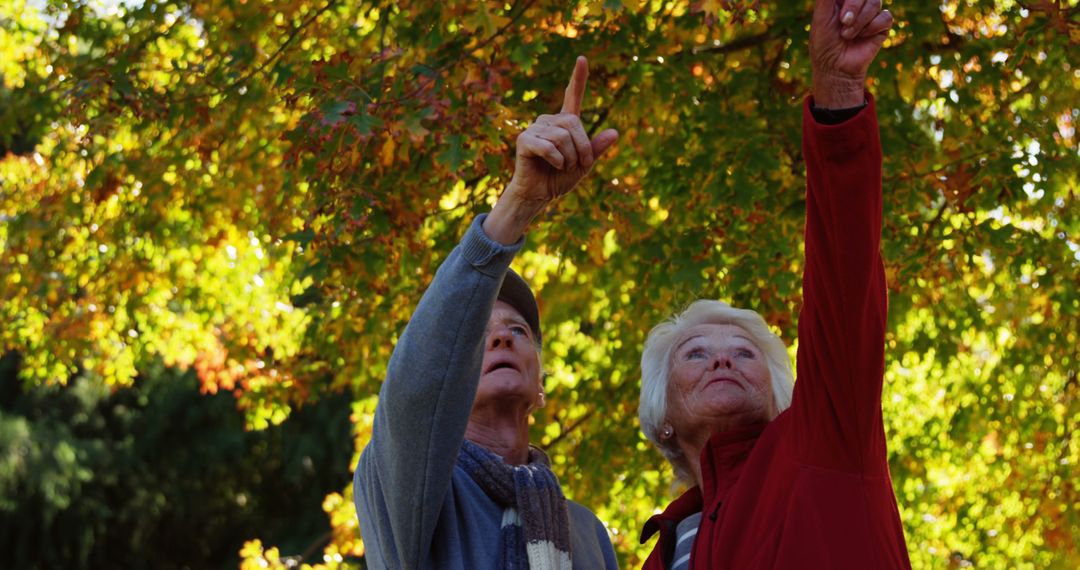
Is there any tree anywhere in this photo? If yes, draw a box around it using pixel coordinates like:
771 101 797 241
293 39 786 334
1 0 1077 567
0 352 355 569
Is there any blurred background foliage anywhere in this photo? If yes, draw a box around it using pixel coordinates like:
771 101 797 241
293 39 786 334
0 351 354 568
0 0 1077 567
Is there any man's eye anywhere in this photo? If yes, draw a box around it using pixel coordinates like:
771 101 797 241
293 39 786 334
510 325 528 336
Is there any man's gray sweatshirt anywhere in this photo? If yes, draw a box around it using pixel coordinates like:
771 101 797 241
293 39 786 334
353 215 619 570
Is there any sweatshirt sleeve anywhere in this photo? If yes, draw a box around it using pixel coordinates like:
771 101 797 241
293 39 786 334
354 214 522 568
791 94 890 475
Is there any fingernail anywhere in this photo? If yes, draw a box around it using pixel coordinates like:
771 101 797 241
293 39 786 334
842 11 854 24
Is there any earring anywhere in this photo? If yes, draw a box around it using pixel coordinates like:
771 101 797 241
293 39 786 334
661 426 673 438
538 392 546 407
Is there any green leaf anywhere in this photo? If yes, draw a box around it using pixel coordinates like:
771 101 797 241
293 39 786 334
319 100 351 119
283 228 315 246
347 110 383 135
436 134 467 170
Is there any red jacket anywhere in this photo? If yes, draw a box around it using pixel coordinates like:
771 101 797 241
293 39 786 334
640 97 912 570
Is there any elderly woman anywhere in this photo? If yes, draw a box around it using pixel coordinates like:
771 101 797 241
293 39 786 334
637 1 911 568
354 57 620 569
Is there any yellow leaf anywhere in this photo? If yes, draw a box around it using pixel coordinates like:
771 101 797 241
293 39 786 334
896 63 916 103
380 137 396 167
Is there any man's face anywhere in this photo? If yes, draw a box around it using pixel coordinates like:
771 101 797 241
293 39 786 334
476 300 543 409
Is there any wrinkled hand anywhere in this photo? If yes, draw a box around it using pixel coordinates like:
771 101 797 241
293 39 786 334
810 0 894 109
509 56 619 205
483 56 619 244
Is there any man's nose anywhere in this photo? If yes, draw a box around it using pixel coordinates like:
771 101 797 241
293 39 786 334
487 327 514 349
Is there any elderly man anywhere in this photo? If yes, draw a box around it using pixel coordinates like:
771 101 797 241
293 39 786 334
354 57 620 570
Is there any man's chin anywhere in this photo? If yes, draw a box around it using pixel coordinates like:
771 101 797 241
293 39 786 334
480 368 528 385
476 375 536 402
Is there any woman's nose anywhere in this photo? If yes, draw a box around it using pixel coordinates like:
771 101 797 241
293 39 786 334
710 355 733 370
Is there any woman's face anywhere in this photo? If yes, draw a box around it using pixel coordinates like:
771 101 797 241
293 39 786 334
664 323 778 439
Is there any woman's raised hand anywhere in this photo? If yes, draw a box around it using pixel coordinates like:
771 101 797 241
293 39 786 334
810 0 894 109
483 56 619 244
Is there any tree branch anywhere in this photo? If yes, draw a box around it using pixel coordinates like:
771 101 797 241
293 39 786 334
545 408 596 449
466 0 539 58
241 0 340 87
197 0 340 101
884 150 999 183
298 530 333 562
678 29 776 60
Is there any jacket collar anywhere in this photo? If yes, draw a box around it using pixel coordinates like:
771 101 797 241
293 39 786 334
639 485 702 544
640 421 767 544
699 421 766 508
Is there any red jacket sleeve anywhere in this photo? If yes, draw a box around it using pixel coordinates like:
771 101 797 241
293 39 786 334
791 94 889 475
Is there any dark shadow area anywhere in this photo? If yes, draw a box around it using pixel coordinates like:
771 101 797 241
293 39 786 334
0 79 46 157
0 351 355 569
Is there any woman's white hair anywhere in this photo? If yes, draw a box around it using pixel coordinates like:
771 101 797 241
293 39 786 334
638 299 795 484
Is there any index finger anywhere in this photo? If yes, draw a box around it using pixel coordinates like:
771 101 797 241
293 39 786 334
560 55 588 115
838 0 868 26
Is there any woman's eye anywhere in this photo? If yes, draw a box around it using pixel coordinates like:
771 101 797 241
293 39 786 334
510 325 528 336
737 349 755 358
685 348 706 360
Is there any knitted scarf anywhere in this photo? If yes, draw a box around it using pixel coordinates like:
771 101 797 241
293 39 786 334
459 439 573 570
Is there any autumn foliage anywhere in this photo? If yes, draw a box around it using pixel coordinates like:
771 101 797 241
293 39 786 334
1 0 1077 568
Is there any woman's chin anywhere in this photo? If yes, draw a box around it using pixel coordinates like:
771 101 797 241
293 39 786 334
698 398 771 426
